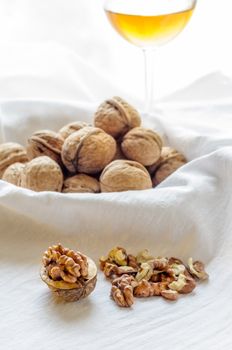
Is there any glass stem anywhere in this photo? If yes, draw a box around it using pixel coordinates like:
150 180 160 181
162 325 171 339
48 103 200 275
143 48 155 117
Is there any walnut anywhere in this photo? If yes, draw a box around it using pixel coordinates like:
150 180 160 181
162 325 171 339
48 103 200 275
58 121 89 140
99 247 128 268
100 160 152 192
150 147 186 186
0 142 28 178
121 127 163 166
136 249 154 264
128 254 139 269
21 156 63 192
99 247 209 307
187 258 209 280
62 174 100 193
134 280 161 297
135 262 153 282
94 96 141 139
2 162 26 186
168 273 196 294
61 127 116 174
40 243 97 302
108 246 128 266
27 130 64 166
111 274 137 307
160 289 179 301
103 262 137 280
151 257 169 271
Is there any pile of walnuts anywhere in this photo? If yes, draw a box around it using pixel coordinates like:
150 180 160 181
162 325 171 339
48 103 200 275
100 247 209 307
0 97 187 193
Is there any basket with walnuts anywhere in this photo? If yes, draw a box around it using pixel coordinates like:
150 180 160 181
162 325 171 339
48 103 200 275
0 97 187 193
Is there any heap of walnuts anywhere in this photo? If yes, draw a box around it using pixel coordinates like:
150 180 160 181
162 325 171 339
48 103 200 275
0 97 187 193
100 247 209 307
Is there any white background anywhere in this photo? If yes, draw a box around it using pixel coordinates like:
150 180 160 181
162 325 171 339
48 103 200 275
0 0 231 101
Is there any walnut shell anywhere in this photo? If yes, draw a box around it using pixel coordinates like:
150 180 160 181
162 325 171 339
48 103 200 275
94 96 141 139
59 121 90 140
121 127 163 166
61 127 116 174
2 162 26 186
40 257 97 302
62 174 100 193
151 147 187 186
27 130 64 166
147 147 186 175
0 142 28 178
21 156 63 192
100 160 152 192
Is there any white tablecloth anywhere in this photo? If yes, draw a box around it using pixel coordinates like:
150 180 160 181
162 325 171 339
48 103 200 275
0 51 232 348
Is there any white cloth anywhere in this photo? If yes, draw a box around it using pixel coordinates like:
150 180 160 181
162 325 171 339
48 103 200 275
0 69 232 349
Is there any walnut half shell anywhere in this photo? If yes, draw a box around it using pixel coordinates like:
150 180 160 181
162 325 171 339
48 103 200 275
40 257 97 302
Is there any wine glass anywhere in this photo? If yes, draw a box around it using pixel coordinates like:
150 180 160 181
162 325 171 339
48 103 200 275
104 0 197 116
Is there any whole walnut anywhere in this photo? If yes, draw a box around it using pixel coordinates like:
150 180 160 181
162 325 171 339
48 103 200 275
62 174 100 193
62 127 116 174
58 121 89 140
21 156 63 192
27 130 64 166
94 96 141 139
121 127 163 166
0 142 28 178
100 160 152 192
2 162 26 186
151 147 186 186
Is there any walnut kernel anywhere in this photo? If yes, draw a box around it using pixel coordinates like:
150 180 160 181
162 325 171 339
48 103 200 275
40 243 97 302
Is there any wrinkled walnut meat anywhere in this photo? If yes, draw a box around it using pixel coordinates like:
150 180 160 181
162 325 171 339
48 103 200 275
100 247 209 308
40 243 97 302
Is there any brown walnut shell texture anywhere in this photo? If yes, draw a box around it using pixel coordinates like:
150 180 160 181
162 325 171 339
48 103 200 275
40 257 97 302
62 174 100 193
151 147 186 186
100 160 152 192
21 156 63 192
121 127 163 166
59 121 89 140
62 127 116 174
0 142 28 178
2 162 26 186
94 96 141 139
27 130 64 166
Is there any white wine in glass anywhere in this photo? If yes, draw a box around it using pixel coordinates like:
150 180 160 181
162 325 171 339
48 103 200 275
104 0 197 115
